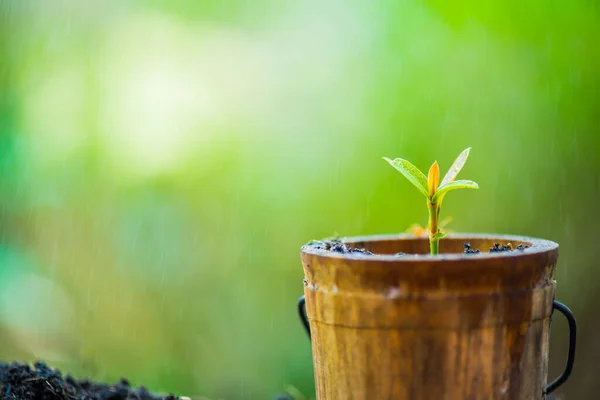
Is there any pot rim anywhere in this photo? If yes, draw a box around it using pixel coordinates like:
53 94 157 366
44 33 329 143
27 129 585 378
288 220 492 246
301 232 558 263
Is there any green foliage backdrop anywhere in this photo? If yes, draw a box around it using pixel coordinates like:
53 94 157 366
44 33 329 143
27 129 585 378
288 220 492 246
1 1 598 398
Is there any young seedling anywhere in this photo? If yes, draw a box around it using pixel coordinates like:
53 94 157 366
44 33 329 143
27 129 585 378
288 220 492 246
383 148 479 255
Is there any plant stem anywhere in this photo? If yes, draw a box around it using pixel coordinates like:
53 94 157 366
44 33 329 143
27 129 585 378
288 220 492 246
428 201 439 255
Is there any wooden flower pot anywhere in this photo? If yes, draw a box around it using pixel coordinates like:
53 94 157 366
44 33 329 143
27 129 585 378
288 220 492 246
298 234 576 400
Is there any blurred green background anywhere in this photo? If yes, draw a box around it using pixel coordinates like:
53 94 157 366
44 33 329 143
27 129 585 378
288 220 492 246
0 0 599 398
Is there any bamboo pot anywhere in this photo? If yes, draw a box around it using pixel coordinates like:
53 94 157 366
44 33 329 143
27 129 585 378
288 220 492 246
299 234 576 400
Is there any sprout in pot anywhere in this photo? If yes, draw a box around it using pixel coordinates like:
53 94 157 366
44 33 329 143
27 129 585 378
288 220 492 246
383 148 478 255
297 148 577 400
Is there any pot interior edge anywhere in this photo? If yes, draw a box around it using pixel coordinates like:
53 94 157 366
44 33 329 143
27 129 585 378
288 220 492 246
303 233 558 260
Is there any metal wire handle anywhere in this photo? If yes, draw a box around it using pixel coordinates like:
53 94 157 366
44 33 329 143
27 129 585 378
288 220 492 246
545 300 577 395
298 296 310 338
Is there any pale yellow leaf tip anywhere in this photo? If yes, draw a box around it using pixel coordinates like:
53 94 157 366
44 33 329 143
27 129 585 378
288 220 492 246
427 161 440 196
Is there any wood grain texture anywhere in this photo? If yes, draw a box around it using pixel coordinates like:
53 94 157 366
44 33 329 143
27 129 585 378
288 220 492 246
301 234 559 400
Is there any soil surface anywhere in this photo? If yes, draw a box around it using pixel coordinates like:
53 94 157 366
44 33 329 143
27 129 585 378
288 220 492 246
463 243 481 254
0 361 178 400
308 240 373 255
465 242 531 255
308 239 530 256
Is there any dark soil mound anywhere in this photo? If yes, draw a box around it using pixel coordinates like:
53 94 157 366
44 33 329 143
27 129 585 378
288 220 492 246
308 240 373 255
489 242 514 253
307 239 531 257
464 242 531 255
463 243 481 254
0 361 178 400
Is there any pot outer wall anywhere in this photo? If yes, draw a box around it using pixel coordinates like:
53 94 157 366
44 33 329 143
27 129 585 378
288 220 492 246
301 234 559 400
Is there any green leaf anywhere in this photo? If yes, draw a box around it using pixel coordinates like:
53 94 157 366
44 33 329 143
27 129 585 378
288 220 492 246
383 157 429 198
441 147 471 186
436 232 447 239
432 179 479 203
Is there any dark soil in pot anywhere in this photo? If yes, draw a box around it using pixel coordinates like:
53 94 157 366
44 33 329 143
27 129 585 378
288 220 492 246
308 239 374 255
308 238 530 256
0 361 178 400
464 242 530 254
